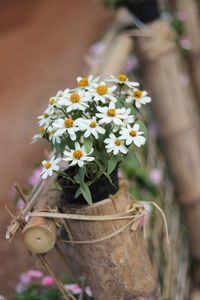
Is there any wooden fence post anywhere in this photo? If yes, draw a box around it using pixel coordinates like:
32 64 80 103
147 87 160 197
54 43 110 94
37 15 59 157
134 18 200 260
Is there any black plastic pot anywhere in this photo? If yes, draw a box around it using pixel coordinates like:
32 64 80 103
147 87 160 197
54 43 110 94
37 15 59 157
126 0 160 24
58 166 119 205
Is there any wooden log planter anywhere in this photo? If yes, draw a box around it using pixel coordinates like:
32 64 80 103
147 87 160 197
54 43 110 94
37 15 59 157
32 181 160 300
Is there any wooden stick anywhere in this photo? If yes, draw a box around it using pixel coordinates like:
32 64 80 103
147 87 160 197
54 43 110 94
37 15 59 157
14 182 29 205
22 216 57 254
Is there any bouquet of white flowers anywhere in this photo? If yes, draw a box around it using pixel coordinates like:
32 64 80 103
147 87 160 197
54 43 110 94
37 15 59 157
33 74 151 204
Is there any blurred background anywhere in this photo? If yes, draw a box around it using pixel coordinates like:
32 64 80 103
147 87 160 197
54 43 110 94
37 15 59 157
1 0 200 299
0 0 113 296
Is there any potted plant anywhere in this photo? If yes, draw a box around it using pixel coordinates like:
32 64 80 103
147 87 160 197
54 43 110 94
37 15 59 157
33 74 151 204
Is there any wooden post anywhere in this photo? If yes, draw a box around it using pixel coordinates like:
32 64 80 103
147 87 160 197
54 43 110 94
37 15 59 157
134 18 200 259
96 33 134 76
61 181 159 300
174 0 200 110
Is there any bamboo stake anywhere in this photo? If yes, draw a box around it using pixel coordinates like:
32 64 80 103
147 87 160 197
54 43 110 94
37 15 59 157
134 18 200 259
22 183 62 253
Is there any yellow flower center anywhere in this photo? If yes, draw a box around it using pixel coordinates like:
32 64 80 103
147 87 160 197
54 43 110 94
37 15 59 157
78 78 89 87
44 162 52 169
134 90 142 98
107 108 116 117
43 113 49 118
96 85 108 95
38 127 45 133
70 93 80 103
64 118 74 128
48 98 56 105
73 149 83 159
50 129 56 134
117 74 127 82
90 121 97 128
130 130 137 137
115 139 121 146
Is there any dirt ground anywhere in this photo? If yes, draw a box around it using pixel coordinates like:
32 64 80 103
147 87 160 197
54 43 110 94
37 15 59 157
0 0 113 296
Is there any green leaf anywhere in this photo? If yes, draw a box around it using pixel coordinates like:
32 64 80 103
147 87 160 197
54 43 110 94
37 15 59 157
73 167 92 204
120 149 140 180
84 138 93 153
80 183 92 205
107 155 118 175
53 181 62 190
75 186 81 198
136 120 148 138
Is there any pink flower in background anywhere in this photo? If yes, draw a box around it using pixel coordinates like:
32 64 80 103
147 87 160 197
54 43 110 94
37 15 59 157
28 166 42 186
138 215 149 227
179 72 190 86
118 170 124 179
27 270 43 279
16 199 25 210
123 55 138 73
20 273 31 284
15 282 26 293
41 276 54 286
179 36 192 50
65 284 82 295
176 11 187 21
138 202 152 227
89 41 104 57
149 168 163 185
20 270 43 285
85 286 92 297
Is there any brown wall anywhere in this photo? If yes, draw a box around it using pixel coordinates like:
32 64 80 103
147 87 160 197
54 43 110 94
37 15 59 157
0 0 113 296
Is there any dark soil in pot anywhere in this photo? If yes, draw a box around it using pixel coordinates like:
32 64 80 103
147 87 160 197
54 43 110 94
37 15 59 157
58 166 119 205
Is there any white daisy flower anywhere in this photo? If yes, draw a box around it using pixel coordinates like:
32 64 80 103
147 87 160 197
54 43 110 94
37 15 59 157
106 74 139 89
112 107 135 132
48 127 61 144
48 89 71 111
38 108 52 128
41 156 61 179
47 97 58 113
31 127 45 143
87 81 117 103
96 102 124 126
55 89 71 99
104 133 128 155
126 89 151 108
78 117 105 139
63 142 95 167
52 118 79 141
47 91 68 112
119 123 146 147
76 75 99 88
57 90 89 112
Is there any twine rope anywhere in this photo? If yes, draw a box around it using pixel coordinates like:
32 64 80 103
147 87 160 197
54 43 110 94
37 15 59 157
29 200 169 244
128 19 176 61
